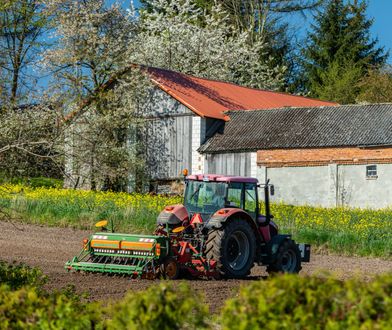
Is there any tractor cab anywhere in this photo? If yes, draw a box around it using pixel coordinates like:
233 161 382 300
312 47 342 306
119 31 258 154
183 175 260 222
183 174 274 224
156 174 277 239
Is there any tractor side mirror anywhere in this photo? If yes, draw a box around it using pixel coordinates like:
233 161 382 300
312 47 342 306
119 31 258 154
270 185 275 196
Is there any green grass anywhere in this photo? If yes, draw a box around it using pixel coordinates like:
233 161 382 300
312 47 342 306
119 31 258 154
0 184 391 258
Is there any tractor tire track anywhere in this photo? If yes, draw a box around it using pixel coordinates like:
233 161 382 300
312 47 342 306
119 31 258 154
0 221 391 312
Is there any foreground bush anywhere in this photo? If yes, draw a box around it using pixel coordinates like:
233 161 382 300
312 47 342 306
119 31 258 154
1 260 392 329
220 274 392 330
0 285 102 330
0 261 47 290
107 282 208 330
0 262 102 329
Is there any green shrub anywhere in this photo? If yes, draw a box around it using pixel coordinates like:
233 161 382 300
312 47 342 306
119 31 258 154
0 261 47 290
28 177 63 189
0 176 63 188
220 274 392 330
0 285 102 330
107 282 209 330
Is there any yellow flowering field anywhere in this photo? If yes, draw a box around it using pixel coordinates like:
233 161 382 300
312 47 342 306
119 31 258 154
0 184 391 257
0 183 181 233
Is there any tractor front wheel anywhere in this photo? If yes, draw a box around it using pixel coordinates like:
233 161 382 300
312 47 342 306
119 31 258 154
206 219 256 279
266 239 301 275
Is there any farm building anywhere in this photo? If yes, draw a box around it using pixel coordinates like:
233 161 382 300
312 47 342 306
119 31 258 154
199 104 392 209
64 67 335 191
65 67 392 208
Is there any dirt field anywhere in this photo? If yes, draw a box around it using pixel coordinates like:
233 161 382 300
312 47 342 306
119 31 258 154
1 221 391 312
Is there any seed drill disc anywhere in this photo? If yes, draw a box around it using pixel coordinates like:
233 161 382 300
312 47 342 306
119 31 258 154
172 226 185 233
95 220 108 228
164 259 179 280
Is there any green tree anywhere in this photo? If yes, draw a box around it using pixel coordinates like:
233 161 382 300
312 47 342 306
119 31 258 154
301 0 388 103
312 58 362 104
357 65 392 103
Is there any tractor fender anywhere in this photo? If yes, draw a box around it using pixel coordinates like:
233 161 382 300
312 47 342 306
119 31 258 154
206 208 257 231
157 204 189 226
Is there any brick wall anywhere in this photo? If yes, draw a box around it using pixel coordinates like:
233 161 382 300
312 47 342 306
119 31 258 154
257 147 392 167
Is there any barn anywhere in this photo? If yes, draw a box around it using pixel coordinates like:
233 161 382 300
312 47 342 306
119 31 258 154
136 67 335 189
199 104 392 209
64 67 335 192
64 67 392 209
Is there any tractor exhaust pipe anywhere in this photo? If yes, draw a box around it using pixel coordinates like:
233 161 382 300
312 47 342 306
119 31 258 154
263 179 274 225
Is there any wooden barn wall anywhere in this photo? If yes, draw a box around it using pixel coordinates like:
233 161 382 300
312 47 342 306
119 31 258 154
141 88 194 180
145 115 193 180
205 152 252 176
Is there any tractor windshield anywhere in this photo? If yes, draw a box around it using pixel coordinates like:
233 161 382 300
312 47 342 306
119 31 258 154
184 181 227 215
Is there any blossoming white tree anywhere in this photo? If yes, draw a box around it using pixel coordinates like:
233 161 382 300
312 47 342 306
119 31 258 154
39 0 285 191
135 0 285 90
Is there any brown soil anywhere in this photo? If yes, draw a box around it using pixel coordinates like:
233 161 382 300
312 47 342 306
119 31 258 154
1 221 391 313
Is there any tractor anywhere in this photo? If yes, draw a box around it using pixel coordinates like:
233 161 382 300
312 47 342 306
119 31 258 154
66 174 310 279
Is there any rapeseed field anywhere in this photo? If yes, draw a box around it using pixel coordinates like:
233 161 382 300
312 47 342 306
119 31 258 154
0 184 391 257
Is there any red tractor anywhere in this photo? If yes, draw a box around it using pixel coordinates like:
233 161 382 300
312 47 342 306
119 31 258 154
66 174 310 279
155 174 310 279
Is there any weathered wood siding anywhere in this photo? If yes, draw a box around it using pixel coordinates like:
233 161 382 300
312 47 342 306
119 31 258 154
141 88 194 180
205 152 254 176
145 115 193 179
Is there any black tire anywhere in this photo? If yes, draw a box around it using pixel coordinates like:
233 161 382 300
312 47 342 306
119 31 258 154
266 239 302 274
206 219 256 279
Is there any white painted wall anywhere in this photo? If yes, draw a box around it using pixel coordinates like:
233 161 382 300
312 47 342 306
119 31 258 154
191 117 205 175
257 163 392 209
336 164 392 208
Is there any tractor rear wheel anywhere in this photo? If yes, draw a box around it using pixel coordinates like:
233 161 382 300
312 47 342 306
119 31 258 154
266 239 301 274
206 219 256 278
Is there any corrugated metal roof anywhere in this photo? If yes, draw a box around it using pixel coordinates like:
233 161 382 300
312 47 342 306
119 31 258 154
148 67 337 121
198 104 392 153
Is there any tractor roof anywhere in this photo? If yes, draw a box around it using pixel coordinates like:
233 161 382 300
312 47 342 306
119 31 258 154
186 174 258 184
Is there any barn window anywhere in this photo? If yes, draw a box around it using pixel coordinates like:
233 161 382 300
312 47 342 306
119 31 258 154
366 165 378 179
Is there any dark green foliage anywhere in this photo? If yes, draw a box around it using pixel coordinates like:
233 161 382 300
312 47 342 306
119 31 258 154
0 285 103 330
107 282 209 330
0 261 47 290
0 261 102 329
357 65 392 103
301 0 388 103
1 260 392 329
0 176 63 188
220 274 392 329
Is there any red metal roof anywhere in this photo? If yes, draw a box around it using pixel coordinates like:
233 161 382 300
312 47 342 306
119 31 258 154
148 67 338 121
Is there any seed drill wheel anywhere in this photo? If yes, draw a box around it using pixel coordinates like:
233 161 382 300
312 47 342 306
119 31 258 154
161 258 179 280
206 219 256 279
266 239 302 274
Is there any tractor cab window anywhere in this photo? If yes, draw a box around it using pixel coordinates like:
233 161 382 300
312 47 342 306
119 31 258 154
244 183 258 219
227 182 242 208
184 181 226 214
